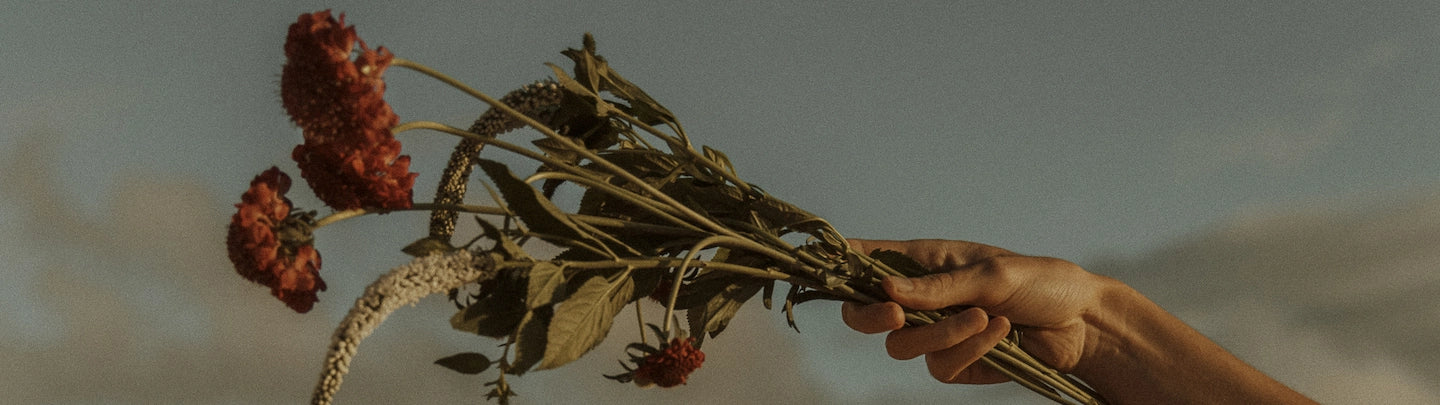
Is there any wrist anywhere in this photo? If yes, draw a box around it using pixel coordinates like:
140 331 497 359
1069 277 1317 404
1071 277 1176 404
1072 276 1149 383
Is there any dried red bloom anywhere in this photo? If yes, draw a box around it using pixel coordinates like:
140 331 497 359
226 167 327 313
281 10 414 211
632 338 705 388
292 139 415 210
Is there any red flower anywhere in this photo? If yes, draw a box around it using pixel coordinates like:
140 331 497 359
281 10 415 211
226 167 327 313
292 140 415 210
632 338 705 388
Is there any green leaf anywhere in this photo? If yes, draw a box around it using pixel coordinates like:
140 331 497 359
526 262 567 309
434 352 491 375
476 159 591 243
508 306 552 376
537 271 637 370
868 249 932 277
401 236 454 257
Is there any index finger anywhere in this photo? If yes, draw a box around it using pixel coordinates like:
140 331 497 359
847 238 1013 272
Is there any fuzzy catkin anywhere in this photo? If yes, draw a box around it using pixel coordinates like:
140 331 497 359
311 249 498 405
428 80 564 241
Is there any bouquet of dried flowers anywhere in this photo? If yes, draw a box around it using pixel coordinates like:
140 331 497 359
225 10 1106 405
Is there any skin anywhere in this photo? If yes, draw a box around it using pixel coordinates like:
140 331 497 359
841 239 1317 405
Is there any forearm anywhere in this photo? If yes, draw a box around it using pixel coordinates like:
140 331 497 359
1072 279 1316 405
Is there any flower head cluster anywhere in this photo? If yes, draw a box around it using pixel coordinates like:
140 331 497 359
226 167 326 313
282 10 416 210
634 337 705 387
609 337 705 388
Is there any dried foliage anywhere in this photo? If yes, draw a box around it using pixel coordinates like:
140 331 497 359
231 11 1106 405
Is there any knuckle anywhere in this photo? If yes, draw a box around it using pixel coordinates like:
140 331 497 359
974 256 1019 286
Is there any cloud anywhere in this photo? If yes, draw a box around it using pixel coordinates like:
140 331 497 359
1168 41 1405 177
1094 190 1440 403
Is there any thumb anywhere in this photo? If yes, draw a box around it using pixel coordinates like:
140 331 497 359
883 273 974 311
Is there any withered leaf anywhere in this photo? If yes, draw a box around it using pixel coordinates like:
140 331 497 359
434 352 491 375
507 306 552 376
701 145 738 178
868 249 932 277
687 279 765 345
526 262 567 309
401 236 454 257
537 271 637 370
531 137 582 165
476 159 591 243
562 33 677 127
762 280 775 310
784 283 802 332
451 289 526 338
474 217 526 260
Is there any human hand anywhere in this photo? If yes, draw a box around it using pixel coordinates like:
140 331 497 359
841 239 1119 385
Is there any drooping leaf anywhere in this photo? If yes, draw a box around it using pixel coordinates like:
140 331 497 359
762 280 775 310
526 262 567 309
668 269 747 310
686 278 765 345
786 288 838 331
508 306 552 376
474 217 527 260
434 352 492 375
476 159 591 243
868 249 932 277
784 283 802 332
451 287 527 338
537 270 637 370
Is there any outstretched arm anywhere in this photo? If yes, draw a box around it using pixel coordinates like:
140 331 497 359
841 238 1316 405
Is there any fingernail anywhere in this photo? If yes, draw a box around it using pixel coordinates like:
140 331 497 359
888 276 914 293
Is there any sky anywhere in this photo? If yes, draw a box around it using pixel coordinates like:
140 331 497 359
1 1 1438 404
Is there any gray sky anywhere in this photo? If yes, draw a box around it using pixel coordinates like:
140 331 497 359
2 1 1438 404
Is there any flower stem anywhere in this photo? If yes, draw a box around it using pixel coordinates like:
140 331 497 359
393 58 744 239
310 203 509 230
